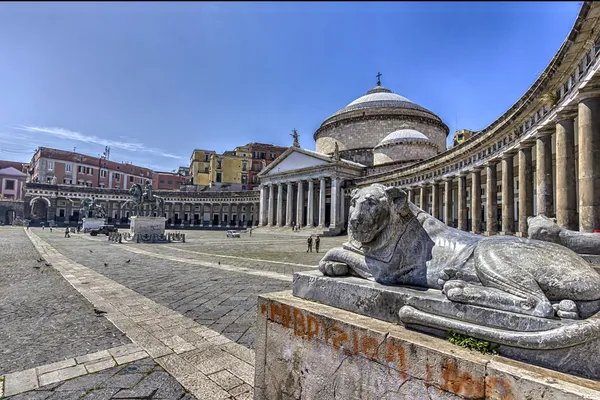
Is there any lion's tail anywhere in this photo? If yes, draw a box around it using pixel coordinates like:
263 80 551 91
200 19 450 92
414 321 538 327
399 305 600 350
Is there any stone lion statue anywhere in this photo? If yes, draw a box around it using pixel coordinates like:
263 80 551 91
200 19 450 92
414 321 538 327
319 184 600 320
528 215 600 255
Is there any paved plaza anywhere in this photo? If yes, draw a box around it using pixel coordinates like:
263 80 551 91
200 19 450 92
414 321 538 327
0 226 344 399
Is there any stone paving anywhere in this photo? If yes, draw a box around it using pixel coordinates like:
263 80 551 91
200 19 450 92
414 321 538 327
0 227 129 376
1 227 335 399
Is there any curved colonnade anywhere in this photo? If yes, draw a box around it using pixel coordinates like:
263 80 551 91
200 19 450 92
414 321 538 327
358 2 600 234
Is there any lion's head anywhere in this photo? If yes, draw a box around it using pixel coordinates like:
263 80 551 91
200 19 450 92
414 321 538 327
348 184 410 244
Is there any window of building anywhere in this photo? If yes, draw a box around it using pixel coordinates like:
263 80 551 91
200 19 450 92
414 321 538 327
260 152 266 159
563 81 569 94
241 174 247 184
99 183 104 188
47 161 54 171
217 160 222 169
586 51 592 66
63 178 72 184
47 177 53 183
216 172 222 183
65 163 72 172
129 176 133 182
59 209 65 217
204 167 209 173
4 179 15 190
115 173 120 182
160 179 165 184
242 161 247 171
270 153 276 160
100 169 107 178
167 180 172 184
205 154 210 162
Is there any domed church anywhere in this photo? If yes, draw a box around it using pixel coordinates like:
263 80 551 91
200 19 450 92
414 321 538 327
314 75 449 167
257 74 449 235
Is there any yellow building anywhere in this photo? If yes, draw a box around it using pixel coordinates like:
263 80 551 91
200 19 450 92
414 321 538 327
189 149 216 186
452 129 475 146
189 147 251 190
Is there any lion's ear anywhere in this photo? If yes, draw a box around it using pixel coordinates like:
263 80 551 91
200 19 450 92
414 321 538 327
385 187 410 217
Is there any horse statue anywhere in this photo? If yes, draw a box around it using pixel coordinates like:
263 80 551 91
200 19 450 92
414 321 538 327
124 183 165 217
81 197 106 219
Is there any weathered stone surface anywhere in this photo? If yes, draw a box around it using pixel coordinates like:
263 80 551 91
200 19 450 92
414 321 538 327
316 184 600 352
255 291 600 400
528 215 600 255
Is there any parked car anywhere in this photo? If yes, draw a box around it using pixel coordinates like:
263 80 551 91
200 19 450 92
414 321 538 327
226 230 241 238
90 225 118 236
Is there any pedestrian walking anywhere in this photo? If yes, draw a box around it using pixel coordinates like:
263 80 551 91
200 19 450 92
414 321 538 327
315 235 320 253
249 227 252 237
64 227 70 238
307 236 313 253
77 225 81 234
41 222 45 230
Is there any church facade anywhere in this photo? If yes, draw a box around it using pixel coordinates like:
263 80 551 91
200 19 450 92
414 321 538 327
258 1 600 236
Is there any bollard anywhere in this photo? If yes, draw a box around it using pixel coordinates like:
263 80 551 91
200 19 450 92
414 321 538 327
182 233 185 243
136 234 140 243
118 234 122 243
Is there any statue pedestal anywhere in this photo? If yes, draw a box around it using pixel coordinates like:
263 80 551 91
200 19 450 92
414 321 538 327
82 218 106 233
292 270 600 381
255 291 600 399
124 216 168 243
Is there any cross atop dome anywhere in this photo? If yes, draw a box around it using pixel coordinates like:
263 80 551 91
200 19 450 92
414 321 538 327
376 72 382 86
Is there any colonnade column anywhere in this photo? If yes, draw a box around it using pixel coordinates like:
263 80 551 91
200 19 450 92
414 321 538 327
318 177 326 228
431 181 440 219
331 177 339 227
268 184 274 226
457 173 467 231
286 182 294 227
296 180 304 227
501 151 516 235
578 92 600 232
209 203 215 227
419 185 428 212
407 187 414 203
536 129 554 217
444 177 453 227
339 185 346 227
307 180 315 227
259 185 268 226
518 143 534 236
485 161 498 235
276 183 284 227
555 110 578 230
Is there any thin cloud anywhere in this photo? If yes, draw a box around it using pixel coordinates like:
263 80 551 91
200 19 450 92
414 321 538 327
15 125 185 160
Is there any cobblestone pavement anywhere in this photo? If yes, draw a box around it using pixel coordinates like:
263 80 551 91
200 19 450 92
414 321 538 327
1 228 341 399
0 227 130 376
33 229 345 349
5 358 194 400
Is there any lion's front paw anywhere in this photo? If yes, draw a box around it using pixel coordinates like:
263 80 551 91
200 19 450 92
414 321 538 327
319 261 349 277
442 280 467 299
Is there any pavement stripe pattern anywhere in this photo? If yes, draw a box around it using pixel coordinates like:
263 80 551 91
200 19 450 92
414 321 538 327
22 229 255 400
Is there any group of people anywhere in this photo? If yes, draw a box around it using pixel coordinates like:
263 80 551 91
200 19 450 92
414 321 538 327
292 224 301 232
307 235 320 253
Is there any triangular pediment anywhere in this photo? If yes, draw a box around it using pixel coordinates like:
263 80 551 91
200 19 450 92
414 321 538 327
0 166 26 177
259 147 333 177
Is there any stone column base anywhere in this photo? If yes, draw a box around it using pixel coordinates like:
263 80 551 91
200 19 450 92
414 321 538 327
254 291 600 399
483 231 497 236
498 231 514 236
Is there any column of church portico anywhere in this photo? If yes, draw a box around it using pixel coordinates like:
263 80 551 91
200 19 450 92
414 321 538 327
209 204 214 227
485 161 499 235
501 151 516 235
457 173 467 231
555 111 578 230
296 180 304 226
431 181 440 219
307 180 315 227
318 177 327 228
277 183 284 227
444 178 453 227
419 185 428 212
578 93 600 232
228 203 233 227
268 184 275 226
286 182 294 227
518 143 534 236
259 186 268 226
340 185 346 227
331 177 340 227
536 129 554 218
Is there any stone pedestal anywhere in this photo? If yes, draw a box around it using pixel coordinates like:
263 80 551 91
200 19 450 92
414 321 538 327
255 290 600 400
126 216 168 243
82 218 106 233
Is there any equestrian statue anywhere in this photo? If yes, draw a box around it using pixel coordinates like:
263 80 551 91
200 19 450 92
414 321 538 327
81 196 107 219
123 182 165 217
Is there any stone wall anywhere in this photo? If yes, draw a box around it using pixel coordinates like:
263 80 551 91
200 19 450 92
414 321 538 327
254 291 600 400
0 200 24 224
315 114 447 155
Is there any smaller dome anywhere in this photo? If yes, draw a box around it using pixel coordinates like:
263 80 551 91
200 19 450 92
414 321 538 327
375 129 431 148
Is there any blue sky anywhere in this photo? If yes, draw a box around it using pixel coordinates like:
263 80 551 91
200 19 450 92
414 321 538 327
0 1 582 171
